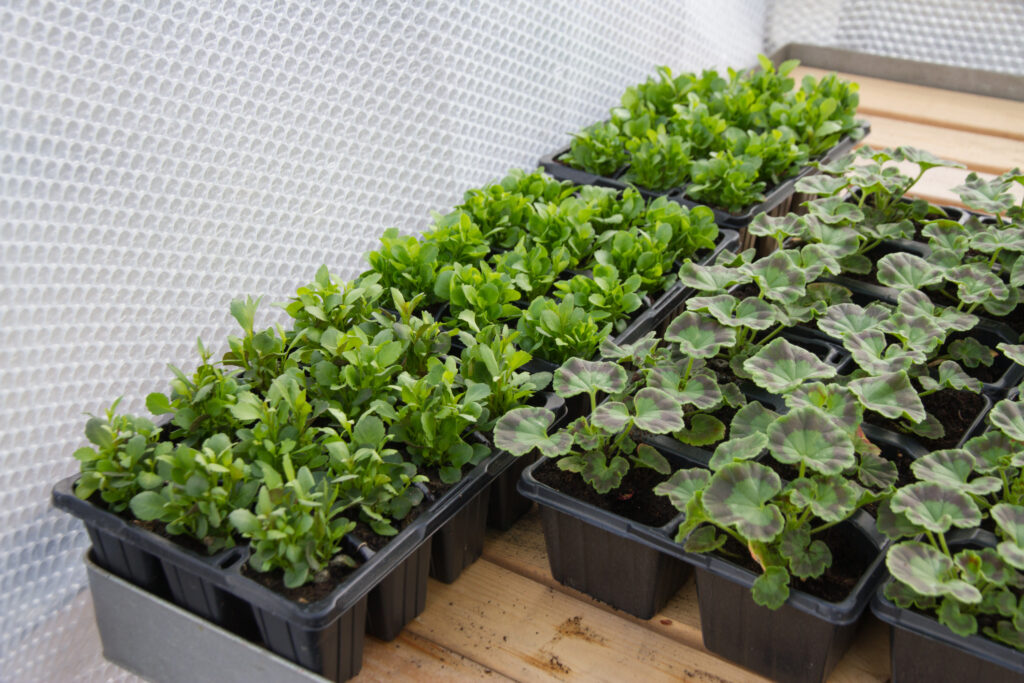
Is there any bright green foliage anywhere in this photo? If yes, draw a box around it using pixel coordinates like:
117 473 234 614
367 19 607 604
284 267 385 350
491 239 571 298
130 434 258 552
623 126 691 191
457 326 551 425
434 262 521 333
223 296 302 393
422 210 490 265
561 121 629 177
517 296 613 364
554 264 644 332
366 228 442 306
231 370 324 471
229 459 356 589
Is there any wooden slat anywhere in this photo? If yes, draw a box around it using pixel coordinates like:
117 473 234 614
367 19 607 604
406 557 770 682
794 66 1024 142
355 631 511 681
483 509 889 683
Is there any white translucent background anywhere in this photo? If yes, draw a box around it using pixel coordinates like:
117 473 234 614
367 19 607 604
0 1 766 679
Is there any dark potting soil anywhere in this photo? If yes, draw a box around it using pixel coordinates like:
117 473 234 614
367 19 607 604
712 522 874 603
241 556 360 604
130 518 216 556
534 455 677 527
866 388 985 451
938 332 1006 384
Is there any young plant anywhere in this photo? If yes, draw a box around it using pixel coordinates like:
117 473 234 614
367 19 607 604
554 263 644 332
222 295 304 393
592 226 676 293
382 356 491 483
623 125 691 191
517 296 613 364
433 261 522 333
73 399 166 512
494 357 683 494
129 433 258 552
560 120 629 177
283 267 385 347
229 455 356 589
322 413 426 537
656 386 893 609
421 210 490 265
365 227 442 306
490 239 571 298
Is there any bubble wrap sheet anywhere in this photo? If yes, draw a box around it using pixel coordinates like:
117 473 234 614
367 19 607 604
0 0 767 679
766 0 1024 75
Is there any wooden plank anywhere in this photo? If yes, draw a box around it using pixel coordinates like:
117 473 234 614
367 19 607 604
356 630 511 681
794 66 1024 142
484 510 888 682
406 557 770 682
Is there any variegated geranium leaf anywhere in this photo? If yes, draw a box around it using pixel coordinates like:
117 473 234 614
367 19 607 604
863 219 914 242
946 262 1009 305
910 449 1002 495
876 497 923 540
742 250 806 304
494 407 571 457
794 173 848 196
553 358 627 398
963 431 1024 472
858 451 898 489
922 219 968 253
997 342 1024 368
632 443 671 475
708 432 769 471
796 243 843 280
804 221 861 259
804 196 865 225
743 338 837 394
886 542 982 603
591 401 632 433
786 476 861 523
731 297 782 330
970 227 1024 254
654 468 711 511
767 405 855 475
730 401 779 439
674 413 726 446
991 399 1024 442
954 172 1017 214
982 283 1020 317
918 360 983 394
817 302 890 339
571 453 629 494
948 337 996 369
876 252 944 290
779 525 831 579
676 260 750 292
991 504 1024 571
891 482 981 534
676 371 723 409
632 388 685 434
845 330 923 374
665 311 736 358
751 565 790 610
849 371 927 423
881 311 945 355
748 212 807 240
1011 255 1024 287
785 382 862 436
599 331 659 363
906 413 945 440
702 461 784 542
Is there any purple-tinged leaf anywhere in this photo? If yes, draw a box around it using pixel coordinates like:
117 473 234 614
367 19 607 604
633 388 685 434
743 338 837 394
703 461 784 542
876 252 943 290
849 371 926 423
891 482 981 533
887 542 982 603
911 449 1001 495
665 311 736 358
767 405 855 475
494 407 570 457
708 432 768 471
817 302 890 339
553 358 627 398
654 468 711 511
991 399 1024 442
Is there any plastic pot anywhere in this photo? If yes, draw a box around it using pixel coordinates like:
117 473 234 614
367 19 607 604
872 530 1024 682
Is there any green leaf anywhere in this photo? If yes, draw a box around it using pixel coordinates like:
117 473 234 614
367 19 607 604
729 401 779 439
779 526 831 579
676 372 723 410
145 393 173 415
675 414 727 447
664 311 736 358
817 302 890 339
229 508 261 535
703 461 783 542
991 504 1024 570
493 407 570 457
767 406 855 475
676 261 750 292
849 371 926 423
592 401 631 433
633 443 671 475
891 482 981 534
938 598 980 637
129 491 166 521
743 250 806 303
553 358 628 398
886 542 981 603
876 252 943 290
632 388 685 433
751 566 790 610
786 475 861 522
991 400 1024 442
84 417 113 449
708 432 768 470
911 449 1002 495
654 468 711 511
743 338 837 394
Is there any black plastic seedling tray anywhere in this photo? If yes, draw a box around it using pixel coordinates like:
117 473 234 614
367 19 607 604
540 125 869 230
52 440 518 680
872 529 1024 683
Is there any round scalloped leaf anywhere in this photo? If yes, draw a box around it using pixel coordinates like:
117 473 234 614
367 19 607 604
633 388 685 434
664 311 736 358
1012 256 1024 288
743 250 806 304
794 174 848 196
599 332 659 363
858 451 898 489
730 401 779 439
767 405 855 475
918 360 983 394
633 443 671 475
991 400 1024 442
708 432 768 471
676 372 723 410
805 196 865 225
891 482 982 534
591 401 631 433
970 227 1024 254
946 263 1009 305
785 382 861 435
703 461 784 542
881 311 945 355
991 504 1024 570
654 468 711 511
786 475 861 522
876 497 924 540
677 261 749 292
804 220 861 258
845 330 923 375
817 302 890 339
886 542 982 603
748 212 807 239
731 297 781 330
849 371 926 423
796 243 843 280
742 338 837 394
982 283 1020 317
779 526 831 579
963 431 1024 472
751 565 790 610
553 358 628 398
876 252 943 290
675 413 726 447
494 407 570 457
910 449 1002 495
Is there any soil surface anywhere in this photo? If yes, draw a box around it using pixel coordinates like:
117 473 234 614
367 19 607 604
711 522 875 603
242 557 359 604
865 387 985 450
534 456 677 527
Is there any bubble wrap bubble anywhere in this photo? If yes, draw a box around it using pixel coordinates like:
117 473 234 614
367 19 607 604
766 0 1024 75
0 0 766 678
